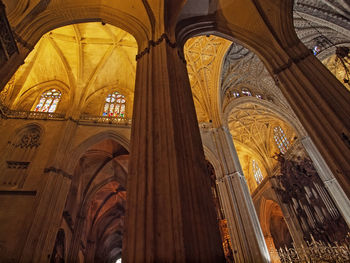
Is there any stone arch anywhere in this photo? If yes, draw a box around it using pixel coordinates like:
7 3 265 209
65 136 128 262
65 130 130 174
176 0 298 74
259 198 292 250
203 145 224 180
68 176 126 262
13 5 151 52
0 3 152 91
12 80 71 112
223 97 306 138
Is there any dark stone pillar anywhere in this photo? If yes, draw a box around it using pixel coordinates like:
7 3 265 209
123 35 225 262
273 47 350 197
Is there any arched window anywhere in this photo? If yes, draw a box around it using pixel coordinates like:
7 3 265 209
241 88 252 96
34 89 61 112
274 126 289 154
102 92 126 117
231 91 240 98
313 45 320 56
252 159 263 185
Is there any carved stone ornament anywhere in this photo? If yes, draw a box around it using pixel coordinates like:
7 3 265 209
13 129 41 148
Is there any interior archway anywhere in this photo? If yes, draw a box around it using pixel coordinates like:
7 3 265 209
260 199 292 262
63 138 128 263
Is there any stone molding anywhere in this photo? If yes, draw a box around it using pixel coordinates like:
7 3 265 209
135 33 187 63
273 50 313 75
136 33 177 60
44 166 72 180
0 190 36 195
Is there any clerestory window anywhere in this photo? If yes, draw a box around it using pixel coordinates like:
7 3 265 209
34 89 61 113
273 126 289 154
102 92 126 117
241 88 252 96
252 159 264 185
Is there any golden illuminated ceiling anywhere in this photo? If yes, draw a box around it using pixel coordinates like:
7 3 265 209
6 22 138 115
184 35 231 124
228 103 296 192
5 25 234 121
322 54 350 92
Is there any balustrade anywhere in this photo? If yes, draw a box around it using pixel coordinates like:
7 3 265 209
276 234 350 263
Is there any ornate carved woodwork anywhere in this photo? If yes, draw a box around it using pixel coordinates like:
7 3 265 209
274 154 349 244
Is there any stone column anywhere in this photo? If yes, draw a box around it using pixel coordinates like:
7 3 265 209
301 136 350 227
123 35 225 262
273 48 350 198
211 126 270 262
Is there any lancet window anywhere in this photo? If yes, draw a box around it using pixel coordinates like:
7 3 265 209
34 89 61 112
230 91 240 98
103 91 126 118
274 126 289 154
241 88 252 96
252 159 263 185
313 46 320 55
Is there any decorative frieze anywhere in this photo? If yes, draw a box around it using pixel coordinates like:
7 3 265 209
6 161 29 169
136 33 177 61
44 167 72 180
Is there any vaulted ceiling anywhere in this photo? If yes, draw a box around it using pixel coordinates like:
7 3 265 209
7 22 137 114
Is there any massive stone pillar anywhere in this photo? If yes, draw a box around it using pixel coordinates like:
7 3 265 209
209 126 270 262
272 47 350 198
301 136 350 227
123 35 225 262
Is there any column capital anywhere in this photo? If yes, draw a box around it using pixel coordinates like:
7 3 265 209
135 33 187 64
216 171 245 184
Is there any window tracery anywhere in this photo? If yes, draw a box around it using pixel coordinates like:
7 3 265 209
241 88 252 96
232 91 240 98
34 89 61 112
103 92 126 118
313 46 320 56
274 126 289 154
252 159 263 185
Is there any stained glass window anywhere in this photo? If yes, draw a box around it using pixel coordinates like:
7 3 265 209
102 92 126 118
242 88 252 96
252 159 263 185
232 91 240 98
313 46 320 56
256 94 262 99
274 126 290 154
34 89 61 113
